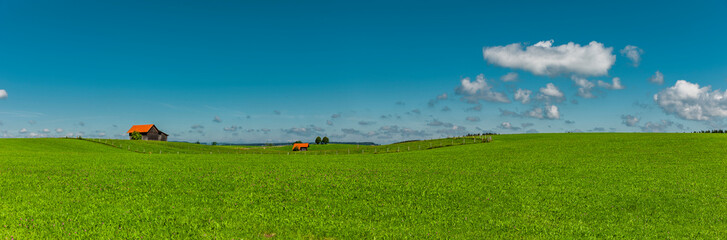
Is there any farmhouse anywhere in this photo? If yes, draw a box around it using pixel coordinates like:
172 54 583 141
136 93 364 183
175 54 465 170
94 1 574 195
127 124 168 141
292 143 309 151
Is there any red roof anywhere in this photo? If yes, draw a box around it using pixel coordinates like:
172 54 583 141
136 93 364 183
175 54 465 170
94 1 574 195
292 143 309 150
127 124 155 133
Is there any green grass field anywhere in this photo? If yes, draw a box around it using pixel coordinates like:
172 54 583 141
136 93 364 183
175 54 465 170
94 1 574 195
2 133 726 239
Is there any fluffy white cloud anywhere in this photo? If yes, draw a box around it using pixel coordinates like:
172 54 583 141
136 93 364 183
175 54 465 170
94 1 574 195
482 40 616 77
620 45 644 67
545 105 560 119
654 80 727 121
0 89 6 99
503 105 559 120
455 74 510 103
55 128 64 133
514 89 532 104
526 107 544 119
540 83 564 98
572 76 596 98
19 128 28 134
42 128 50 133
500 72 519 82
598 77 624 90
621 115 640 127
649 71 664 85
457 75 486 95
499 121 521 130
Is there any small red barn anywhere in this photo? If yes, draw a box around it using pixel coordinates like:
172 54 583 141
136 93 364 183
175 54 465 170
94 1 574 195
292 143 309 151
127 124 168 141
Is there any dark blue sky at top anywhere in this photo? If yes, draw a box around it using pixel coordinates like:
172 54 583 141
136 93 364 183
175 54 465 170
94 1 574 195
1 0 726 143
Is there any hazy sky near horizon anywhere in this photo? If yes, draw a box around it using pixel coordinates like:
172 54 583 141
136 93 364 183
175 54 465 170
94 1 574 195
1 0 727 143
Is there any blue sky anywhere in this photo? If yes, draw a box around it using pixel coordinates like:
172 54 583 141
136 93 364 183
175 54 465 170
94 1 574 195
1 0 726 143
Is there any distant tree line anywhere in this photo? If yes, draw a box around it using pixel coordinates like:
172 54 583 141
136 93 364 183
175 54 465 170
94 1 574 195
694 130 727 133
465 132 499 137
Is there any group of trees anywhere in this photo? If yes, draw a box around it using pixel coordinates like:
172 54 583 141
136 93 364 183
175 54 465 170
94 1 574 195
465 132 499 137
694 130 727 133
314 136 329 144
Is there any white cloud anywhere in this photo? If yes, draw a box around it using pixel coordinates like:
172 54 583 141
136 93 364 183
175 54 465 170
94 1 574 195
598 77 624 90
326 120 333 126
621 115 640 127
640 120 673 132
499 121 520 130
501 105 559 120
455 74 510 103
428 93 449 107
572 76 596 98
55 128 64 133
213 116 222 123
436 125 469 136
540 83 564 98
437 93 448 100
654 80 727 121
427 119 454 128
42 128 50 133
0 89 6 99
620 45 644 67
283 125 325 137
514 89 532 104
526 107 544 119
457 75 487 95
500 72 519 82
223 126 238 132
19 128 28 134
545 105 560 119
482 40 616 77
649 71 664 85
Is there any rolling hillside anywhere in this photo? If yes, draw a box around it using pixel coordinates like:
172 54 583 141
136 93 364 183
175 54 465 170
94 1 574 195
1 133 726 239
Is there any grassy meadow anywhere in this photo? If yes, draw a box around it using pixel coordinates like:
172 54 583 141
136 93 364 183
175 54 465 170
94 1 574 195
1 133 727 239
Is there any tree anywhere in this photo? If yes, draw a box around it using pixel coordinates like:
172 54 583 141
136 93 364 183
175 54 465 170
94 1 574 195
322 136 329 144
130 131 142 140
212 142 217 145
315 136 322 144
294 140 302 143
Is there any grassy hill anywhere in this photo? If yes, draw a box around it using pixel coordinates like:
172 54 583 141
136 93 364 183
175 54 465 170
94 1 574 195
1 133 726 238
84 136 491 155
